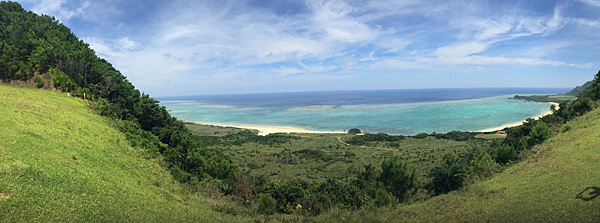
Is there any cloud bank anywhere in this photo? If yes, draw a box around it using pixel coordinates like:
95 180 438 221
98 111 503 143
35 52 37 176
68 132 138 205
16 0 600 95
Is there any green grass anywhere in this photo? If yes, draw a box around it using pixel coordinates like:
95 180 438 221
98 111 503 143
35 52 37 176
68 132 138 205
314 105 600 222
475 133 507 140
0 85 249 222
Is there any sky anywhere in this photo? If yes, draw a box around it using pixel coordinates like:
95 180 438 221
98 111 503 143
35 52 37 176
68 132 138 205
14 0 600 96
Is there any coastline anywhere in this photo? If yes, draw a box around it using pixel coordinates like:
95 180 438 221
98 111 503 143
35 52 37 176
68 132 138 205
180 102 559 135
182 121 346 136
476 102 559 133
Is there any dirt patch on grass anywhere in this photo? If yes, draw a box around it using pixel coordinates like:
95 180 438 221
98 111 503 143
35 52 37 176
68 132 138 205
0 193 10 199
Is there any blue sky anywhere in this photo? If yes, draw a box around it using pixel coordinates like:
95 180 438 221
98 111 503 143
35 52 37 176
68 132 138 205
14 0 600 96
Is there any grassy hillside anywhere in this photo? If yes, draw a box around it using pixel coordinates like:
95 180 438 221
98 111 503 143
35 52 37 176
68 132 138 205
0 84 247 222
316 105 600 222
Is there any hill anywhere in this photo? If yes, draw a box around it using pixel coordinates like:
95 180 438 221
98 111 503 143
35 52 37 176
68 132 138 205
566 80 594 96
0 84 246 222
513 80 593 103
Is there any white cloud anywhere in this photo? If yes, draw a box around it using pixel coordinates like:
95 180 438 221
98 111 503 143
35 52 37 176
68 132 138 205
435 42 488 57
579 0 600 7
275 66 304 77
29 0 89 23
24 0 596 95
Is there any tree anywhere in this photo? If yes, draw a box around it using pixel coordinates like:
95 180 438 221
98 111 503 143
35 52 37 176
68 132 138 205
530 122 550 145
378 157 417 202
348 128 361 134
425 164 466 195
257 193 276 215
493 144 516 164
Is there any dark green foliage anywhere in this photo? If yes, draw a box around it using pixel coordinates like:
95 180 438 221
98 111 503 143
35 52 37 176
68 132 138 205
493 144 516 164
517 137 529 151
425 164 466 195
378 157 417 202
530 122 550 145
348 131 475 146
513 95 573 103
374 188 392 207
199 130 298 147
347 132 404 145
348 128 361 134
170 166 188 183
256 193 276 215
253 178 306 213
469 151 495 176
429 131 477 141
294 149 347 162
413 133 429 139
49 68 77 92
33 75 43 88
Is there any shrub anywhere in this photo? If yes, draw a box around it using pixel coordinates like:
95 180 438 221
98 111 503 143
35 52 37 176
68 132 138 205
470 151 496 176
530 122 550 145
425 164 466 195
374 188 393 207
493 144 516 164
257 193 276 215
348 128 361 134
562 124 572 132
378 157 417 202
34 75 44 88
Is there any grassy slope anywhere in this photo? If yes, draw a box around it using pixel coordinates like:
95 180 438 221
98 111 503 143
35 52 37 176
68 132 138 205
318 106 600 222
0 85 248 222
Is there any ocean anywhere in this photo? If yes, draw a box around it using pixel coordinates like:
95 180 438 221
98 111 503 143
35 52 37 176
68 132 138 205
156 88 571 135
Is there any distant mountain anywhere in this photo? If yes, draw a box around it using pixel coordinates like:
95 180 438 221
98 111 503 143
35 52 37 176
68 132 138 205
513 80 593 103
565 81 593 96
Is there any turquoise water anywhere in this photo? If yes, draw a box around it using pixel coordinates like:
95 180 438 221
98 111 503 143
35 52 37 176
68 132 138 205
159 94 554 135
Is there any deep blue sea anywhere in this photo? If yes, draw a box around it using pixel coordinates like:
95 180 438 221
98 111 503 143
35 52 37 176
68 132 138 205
156 88 570 135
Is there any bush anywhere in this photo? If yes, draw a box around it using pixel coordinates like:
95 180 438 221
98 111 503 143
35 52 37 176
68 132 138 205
34 75 44 88
493 144 516 164
374 188 393 207
378 157 417 202
257 193 276 215
530 122 550 145
562 124 572 132
470 151 496 176
348 128 361 134
425 164 466 195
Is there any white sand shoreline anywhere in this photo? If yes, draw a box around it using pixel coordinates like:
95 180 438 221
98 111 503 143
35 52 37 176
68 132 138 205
476 102 559 133
181 102 559 135
182 121 346 136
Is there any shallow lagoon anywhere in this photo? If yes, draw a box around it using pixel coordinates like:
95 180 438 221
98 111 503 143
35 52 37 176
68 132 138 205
157 88 569 135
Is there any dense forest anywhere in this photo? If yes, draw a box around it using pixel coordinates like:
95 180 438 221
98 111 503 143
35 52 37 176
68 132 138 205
2 1 600 216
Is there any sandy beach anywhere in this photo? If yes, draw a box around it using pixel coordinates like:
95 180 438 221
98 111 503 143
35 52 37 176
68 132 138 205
188 122 346 136
477 102 559 132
